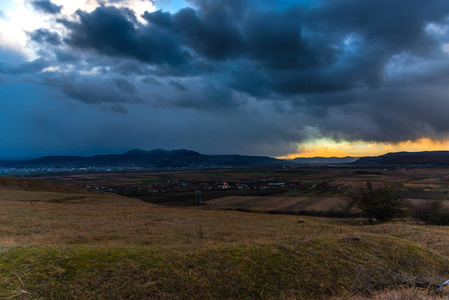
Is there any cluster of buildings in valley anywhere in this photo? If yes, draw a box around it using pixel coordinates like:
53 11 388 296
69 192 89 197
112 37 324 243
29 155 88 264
87 178 289 197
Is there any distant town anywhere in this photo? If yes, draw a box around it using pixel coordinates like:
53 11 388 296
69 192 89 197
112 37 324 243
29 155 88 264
87 177 290 196
0 166 148 175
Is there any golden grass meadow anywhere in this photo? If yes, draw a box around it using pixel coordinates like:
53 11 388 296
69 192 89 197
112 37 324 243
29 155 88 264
1 173 449 299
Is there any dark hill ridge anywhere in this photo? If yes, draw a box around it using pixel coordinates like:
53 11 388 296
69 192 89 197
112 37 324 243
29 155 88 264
3 150 449 169
353 151 449 165
0 149 282 169
292 156 359 165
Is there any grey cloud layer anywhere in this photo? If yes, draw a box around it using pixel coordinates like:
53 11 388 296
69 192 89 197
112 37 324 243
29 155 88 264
4 0 449 157
28 29 61 45
61 6 187 65
31 0 63 14
61 0 449 90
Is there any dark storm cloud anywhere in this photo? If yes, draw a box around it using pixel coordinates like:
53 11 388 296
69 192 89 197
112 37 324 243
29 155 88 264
142 9 172 28
306 0 447 51
40 72 143 107
112 60 151 76
244 11 319 71
31 0 62 14
143 1 247 60
54 50 80 63
168 80 188 91
28 29 61 45
299 0 449 88
61 5 187 66
13 0 449 156
59 0 449 96
171 7 244 60
3 58 50 75
141 76 163 85
161 84 237 110
113 78 136 93
282 66 449 144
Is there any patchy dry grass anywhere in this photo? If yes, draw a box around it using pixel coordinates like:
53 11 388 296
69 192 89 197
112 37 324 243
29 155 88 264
206 195 345 214
2 235 449 299
1 177 449 298
355 222 449 258
352 288 449 299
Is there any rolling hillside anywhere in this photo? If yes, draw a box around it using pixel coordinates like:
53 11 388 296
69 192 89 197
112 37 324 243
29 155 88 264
0 149 281 169
1 176 449 298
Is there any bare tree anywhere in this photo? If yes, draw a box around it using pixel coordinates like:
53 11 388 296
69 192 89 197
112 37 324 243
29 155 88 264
411 200 449 225
346 182 405 223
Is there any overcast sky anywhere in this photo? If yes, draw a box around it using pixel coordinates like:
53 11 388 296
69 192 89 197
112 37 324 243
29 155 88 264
1 0 449 159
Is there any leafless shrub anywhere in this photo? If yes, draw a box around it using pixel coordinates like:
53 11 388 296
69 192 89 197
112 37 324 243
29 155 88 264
345 182 406 223
411 200 449 226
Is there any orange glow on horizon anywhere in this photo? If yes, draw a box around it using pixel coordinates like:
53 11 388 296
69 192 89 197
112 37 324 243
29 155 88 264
278 138 449 159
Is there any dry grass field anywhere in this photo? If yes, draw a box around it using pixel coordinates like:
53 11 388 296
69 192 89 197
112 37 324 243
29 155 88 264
2 174 449 298
206 195 345 214
199 168 449 216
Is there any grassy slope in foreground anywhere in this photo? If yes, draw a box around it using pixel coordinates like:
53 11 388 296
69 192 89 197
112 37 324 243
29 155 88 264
2 236 449 299
1 177 449 298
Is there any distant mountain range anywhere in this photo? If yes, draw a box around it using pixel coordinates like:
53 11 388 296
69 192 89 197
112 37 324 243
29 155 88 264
292 157 359 165
353 151 449 165
0 149 281 169
1 149 449 169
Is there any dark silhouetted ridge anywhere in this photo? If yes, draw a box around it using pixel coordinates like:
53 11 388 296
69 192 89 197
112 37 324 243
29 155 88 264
354 151 449 165
0 149 281 169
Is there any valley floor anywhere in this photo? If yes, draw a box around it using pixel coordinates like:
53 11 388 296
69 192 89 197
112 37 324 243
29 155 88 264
1 176 449 299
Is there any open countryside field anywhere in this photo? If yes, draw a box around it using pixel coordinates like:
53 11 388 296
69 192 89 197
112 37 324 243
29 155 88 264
39 167 449 213
205 195 346 215
38 167 449 191
5 0 449 298
3 169 449 298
